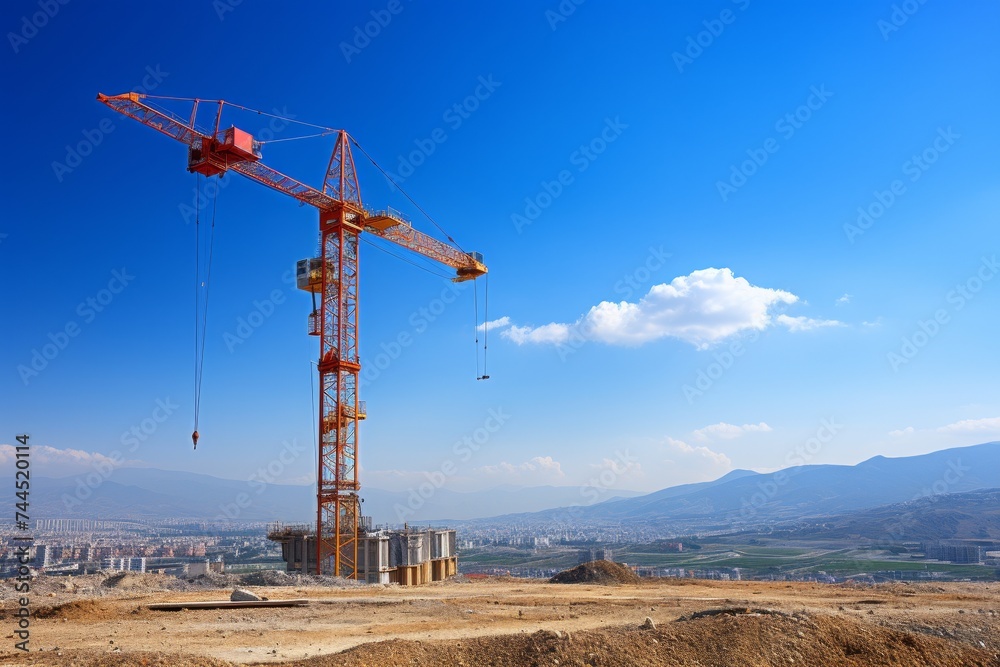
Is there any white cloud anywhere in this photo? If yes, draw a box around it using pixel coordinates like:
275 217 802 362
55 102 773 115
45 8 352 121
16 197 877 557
889 426 915 438
0 444 138 478
776 314 845 332
613 437 733 490
693 422 772 441
501 268 800 350
589 456 644 478
937 417 1000 433
862 318 883 328
663 437 732 468
504 323 572 345
836 293 852 305
476 316 511 333
474 456 566 483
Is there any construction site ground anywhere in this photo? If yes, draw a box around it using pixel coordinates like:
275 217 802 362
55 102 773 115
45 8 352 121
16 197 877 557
1 572 999 666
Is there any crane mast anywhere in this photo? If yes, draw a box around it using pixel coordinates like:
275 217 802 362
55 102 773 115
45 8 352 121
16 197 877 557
97 92 486 578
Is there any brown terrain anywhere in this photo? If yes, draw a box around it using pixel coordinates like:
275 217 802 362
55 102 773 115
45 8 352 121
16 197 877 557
1 568 999 666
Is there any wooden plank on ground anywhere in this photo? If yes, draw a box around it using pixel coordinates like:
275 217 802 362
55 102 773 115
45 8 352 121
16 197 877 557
148 599 310 611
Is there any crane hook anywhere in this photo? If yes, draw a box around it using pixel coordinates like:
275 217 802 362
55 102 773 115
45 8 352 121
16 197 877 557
192 430 200 450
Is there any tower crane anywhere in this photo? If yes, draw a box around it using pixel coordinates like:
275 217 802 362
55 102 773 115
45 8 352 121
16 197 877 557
97 92 487 578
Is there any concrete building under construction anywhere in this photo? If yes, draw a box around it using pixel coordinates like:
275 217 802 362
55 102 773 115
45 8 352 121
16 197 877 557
268 523 458 586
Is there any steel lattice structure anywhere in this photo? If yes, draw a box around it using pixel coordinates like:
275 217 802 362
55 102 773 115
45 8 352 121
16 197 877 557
98 92 486 577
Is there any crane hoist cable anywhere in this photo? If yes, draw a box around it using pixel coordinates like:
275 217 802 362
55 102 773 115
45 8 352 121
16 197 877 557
346 136 488 378
259 130 337 145
138 97 458 257
348 136 466 254
146 98 479 395
192 175 219 449
309 360 318 499
140 95 340 134
360 236 452 280
473 275 491 381
135 96 467 260
482 272 490 380
474 278 481 380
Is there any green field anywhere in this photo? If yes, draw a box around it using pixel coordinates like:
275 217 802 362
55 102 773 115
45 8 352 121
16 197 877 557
223 561 287 573
461 543 997 581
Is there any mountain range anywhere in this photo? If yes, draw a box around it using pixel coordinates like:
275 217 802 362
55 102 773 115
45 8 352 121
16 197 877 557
448 441 1000 533
16 441 1000 531
24 468 640 524
765 487 1000 543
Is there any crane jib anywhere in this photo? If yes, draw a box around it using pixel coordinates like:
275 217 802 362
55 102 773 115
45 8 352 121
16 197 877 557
96 89 488 579
96 91 485 278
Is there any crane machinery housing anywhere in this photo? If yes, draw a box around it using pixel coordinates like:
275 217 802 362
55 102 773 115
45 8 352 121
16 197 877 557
97 92 486 582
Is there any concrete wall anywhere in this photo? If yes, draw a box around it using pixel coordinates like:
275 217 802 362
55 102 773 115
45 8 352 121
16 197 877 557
359 535 391 584
272 527 459 586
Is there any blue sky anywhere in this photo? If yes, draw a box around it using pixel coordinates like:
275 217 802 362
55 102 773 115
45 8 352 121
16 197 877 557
1 1 998 500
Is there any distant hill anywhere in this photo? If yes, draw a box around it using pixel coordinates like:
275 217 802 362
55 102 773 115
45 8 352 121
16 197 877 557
30 469 314 523
25 468 640 524
456 442 1000 532
768 487 1000 543
22 442 1000 531
362 484 642 524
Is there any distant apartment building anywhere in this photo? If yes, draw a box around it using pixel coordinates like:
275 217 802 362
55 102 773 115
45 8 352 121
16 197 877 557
102 557 125 571
101 557 147 573
187 559 224 576
33 545 52 568
923 543 983 564
579 547 614 563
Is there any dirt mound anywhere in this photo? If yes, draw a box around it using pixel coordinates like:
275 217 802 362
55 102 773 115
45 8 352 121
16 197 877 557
677 606 802 621
13 651 235 666
10 614 997 667
7 577 997 667
238 569 295 586
292 613 995 667
550 560 641 585
100 571 168 590
32 599 119 621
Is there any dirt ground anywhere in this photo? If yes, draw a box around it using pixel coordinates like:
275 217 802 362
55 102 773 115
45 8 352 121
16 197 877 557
1 573 999 666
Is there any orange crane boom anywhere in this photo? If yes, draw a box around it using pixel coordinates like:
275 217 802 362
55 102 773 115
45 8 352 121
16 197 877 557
97 93 486 279
97 92 486 578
